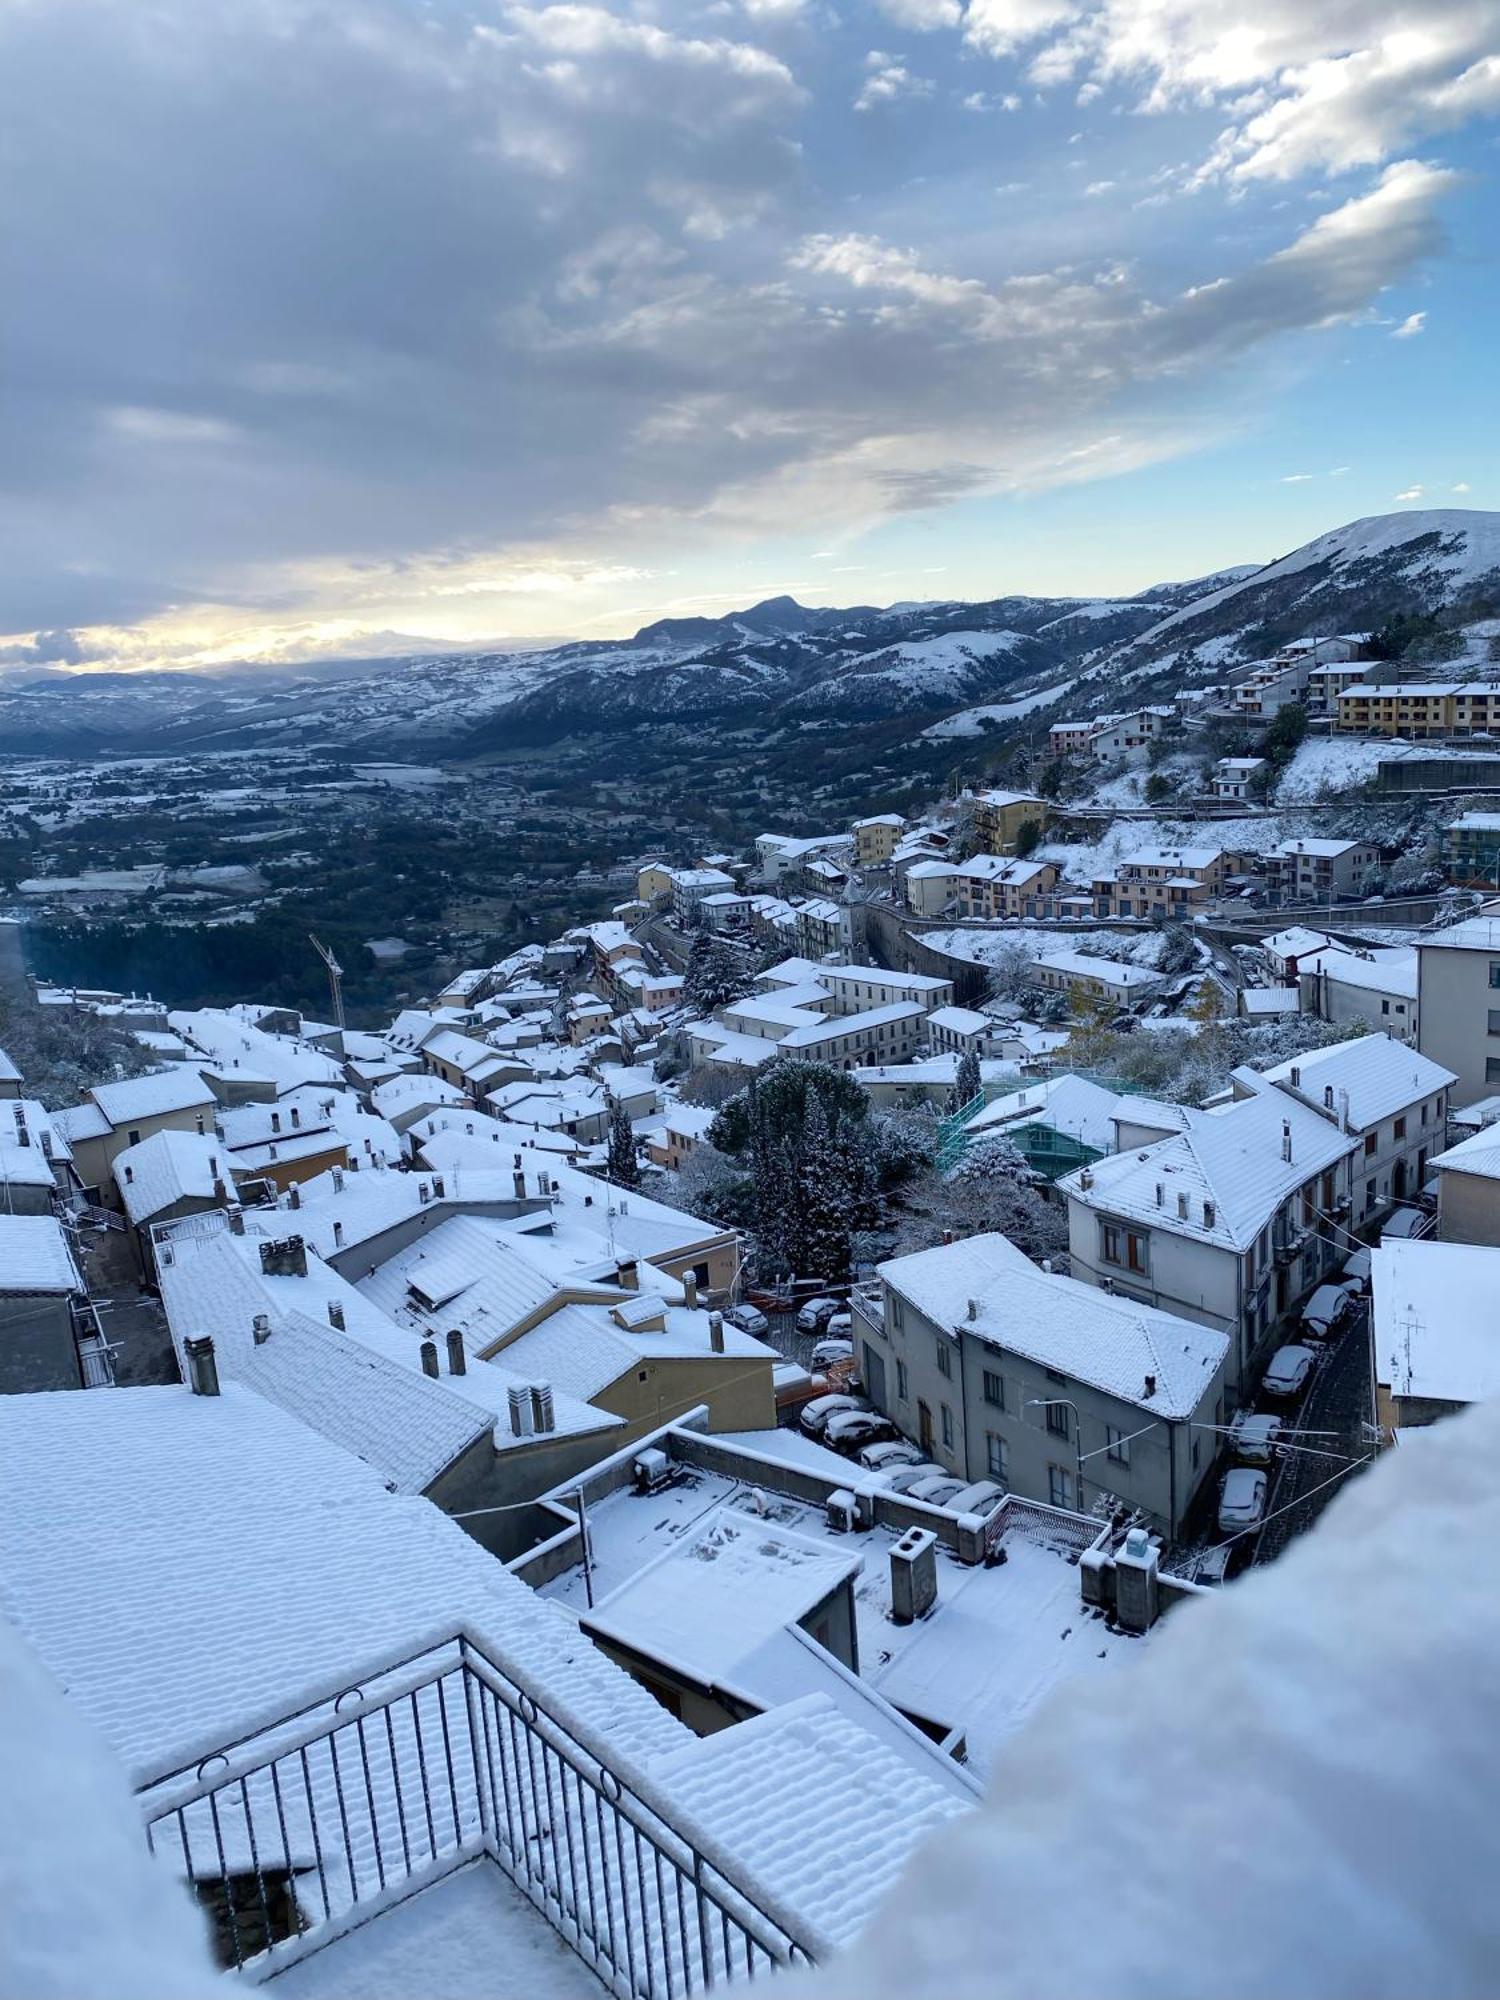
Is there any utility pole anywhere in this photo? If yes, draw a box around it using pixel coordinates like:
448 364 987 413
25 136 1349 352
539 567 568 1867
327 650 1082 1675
310 934 345 1030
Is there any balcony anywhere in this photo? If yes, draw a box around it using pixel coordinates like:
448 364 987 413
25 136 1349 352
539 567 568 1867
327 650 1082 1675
137 1630 815 1993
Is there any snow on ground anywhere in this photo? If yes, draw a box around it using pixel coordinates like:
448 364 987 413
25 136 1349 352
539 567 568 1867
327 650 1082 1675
1274 737 1386 802
922 679 1075 740
273 1865 600 2000
923 923 1183 971
809 1395 1500 2000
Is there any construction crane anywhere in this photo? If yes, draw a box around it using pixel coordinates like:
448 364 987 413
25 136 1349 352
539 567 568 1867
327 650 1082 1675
310 934 345 1031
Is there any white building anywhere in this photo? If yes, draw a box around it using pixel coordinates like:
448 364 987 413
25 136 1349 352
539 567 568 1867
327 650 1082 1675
1212 757 1266 801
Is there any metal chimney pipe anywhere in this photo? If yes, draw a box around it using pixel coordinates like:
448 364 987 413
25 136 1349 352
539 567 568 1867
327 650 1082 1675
184 1335 220 1397
420 1338 440 1379
446 1327 467 1376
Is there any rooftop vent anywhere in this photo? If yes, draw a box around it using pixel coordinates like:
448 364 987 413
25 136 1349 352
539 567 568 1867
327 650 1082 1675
507 1384 534 1438
446 1327 467 1377
1203 1200 1215 1229
327 1302 345 1331
184 1334 220 1397
420 1338 440 1380
252 1313 272 1345
531 1381 555 1434
1282 1119 1293 1164
1143 1372 1157 1399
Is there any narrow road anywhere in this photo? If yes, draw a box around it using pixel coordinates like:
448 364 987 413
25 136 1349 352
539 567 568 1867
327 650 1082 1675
1255 1297 1376 1565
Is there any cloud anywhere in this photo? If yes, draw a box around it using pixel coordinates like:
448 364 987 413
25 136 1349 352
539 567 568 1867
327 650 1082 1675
0 629 86 668
956 1 1500 186
1453 481 1472 493
1395 484 1425 501
1392 310 1428 338
855 53 934 110
0 0 1482 658
875 0 961 28
1281 473 1315 483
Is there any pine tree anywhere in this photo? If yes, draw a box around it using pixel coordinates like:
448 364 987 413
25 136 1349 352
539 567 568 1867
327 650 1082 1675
798 1090 853 1282
606 1098 640 1189
954 1048 982 1111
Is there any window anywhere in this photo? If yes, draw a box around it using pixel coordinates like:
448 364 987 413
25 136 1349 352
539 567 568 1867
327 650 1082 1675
1365 1178 1376 1210
1106 1425 1130 1466
890 1296 905 1333
127 1128 141 1146
936 1338 952 1379
986 1433 1008 1481
941 1404 954 1449
1045 1401 1071 1440
1489 964 1500 989
1488 1059 1500 1085
1100 1222 1149 1274
1048 1465 1074 1510
1364 1132 1377 1157
982 1368 1005 1409
896 1359 909 1401
1381 998 1390 1015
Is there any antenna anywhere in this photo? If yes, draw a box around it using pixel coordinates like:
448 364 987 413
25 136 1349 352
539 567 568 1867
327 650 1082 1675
310 934 345 1030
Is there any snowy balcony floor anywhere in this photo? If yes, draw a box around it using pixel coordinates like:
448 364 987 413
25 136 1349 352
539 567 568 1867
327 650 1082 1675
267 1863 604 2000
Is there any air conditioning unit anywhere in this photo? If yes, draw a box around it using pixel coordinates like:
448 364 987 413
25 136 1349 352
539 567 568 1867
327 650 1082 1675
633 1448 671 1494
826 1489 857 1534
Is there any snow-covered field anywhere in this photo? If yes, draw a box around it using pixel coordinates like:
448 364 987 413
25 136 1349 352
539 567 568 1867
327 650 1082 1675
922 678 1075 740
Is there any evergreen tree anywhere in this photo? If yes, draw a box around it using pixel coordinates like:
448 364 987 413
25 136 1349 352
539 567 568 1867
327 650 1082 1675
606 1098 640 1188
953 1048 983 1111
798 1091 854 1281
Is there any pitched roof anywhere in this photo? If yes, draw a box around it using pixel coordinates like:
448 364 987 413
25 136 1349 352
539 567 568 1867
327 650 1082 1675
1062 1084 1358 1252
0 1216 83 1294
113 1128 228 1225
1259 1033 1454 1132
89 1068 216 1125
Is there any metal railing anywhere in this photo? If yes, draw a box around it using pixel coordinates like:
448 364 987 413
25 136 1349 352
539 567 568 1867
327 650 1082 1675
138 1631 815 1992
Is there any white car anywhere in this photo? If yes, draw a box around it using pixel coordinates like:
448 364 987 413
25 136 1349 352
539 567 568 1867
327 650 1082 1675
823 1409 896 1454
1229 1411 1283 1466
1341 1248 1371 1290
904 1473 967 1508
798 1391 868 1437
727 1302 770 1336
858 1439 924 1472
1381 1206 1428 1242
1262 1344 1317 1401
795 1296 841 1335
1300 1283 1349 1341
947 1479 1007 1520
810 1336 855 1372
883 1461 945 1495
1218 1468 1268 1536
823 1311 853 1340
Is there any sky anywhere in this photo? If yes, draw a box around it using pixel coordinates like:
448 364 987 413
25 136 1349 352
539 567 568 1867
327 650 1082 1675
2 0 1498 672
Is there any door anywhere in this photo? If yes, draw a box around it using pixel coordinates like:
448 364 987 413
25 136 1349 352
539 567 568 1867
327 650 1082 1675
917 1400 933 1456
863 1344 887 1411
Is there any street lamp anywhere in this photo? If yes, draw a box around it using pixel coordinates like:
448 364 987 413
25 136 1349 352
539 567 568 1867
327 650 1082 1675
1027 1397 1085 1510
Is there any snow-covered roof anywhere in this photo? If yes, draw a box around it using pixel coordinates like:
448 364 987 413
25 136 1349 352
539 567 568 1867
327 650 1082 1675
967 1073 1124 1152
0 1383 690 1790
779 1001 926 1049
1431 1124 1500 1182
1272 836 1372 859
1447 812 1500 833
1262 926 1337 963
955 854 1051 884
1303 945 1418 999
1119 843 1222 871
879 1234 1226 1418
1062 1085 1359 1252
926 1004 993 1035
1242 987 1299 1016
1373 1241 1500 1407
0 1215 83 1294
1259 1033 1454 1132
0 1047 20 1084
88 1068 216 1126
113 1128 229 1225
1035 950 1161 990
1419 917 1500 955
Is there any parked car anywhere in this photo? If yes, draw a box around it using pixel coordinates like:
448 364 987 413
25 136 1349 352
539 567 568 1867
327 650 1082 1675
947 1479 1006 1521
1381 1206 1428 1242
883 1461 946 1494
1217 1467 1268 1536
823 1311 853 1340
1229 1411 1284 1466
726 1302 770 1336
904 1473 967 1508
1262 1344 1317 1401
1341 1247 1371 1290
858 1439 924 1473
823 1410 897 1454
798 1391 869 1437
1300 1283 1350 1341
795 1295 842 1335
810 1336 855 1372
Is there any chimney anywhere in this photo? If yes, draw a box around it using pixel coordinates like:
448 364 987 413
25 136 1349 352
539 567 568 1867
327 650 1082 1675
513 1170 526 1199
619 1257 639 1292
124 1164 133 1184
1143 1372 1157 1399
419 1181 431 1204
291 1106 300 1128
328 1301 345 1331
1203 1200 1215 1229
1339 1087 1351 1134
184 1334 220 1397
1288 1067 1300 1089
507 1384 534 1437
1080 1166 1094 1191
446 1327 467 1376
432 1175 445 1198
289 1184 301 1210
966 1298 978 1321
1323 1084 1335 1110
1281 1119 1293 1164
213 1178 228 1204
15 1111 29 1149
683 1270 698 1309
229 1208 245 1236
1176 1191 1188 1220
1154 1182 1163 1207
530 1382 555 1433
889 1527 938 1625
709 1310 725 1354
332 1166 344 1193
39 1130 53 1161
258 1235 308 1279
333 1219 344 1248
420 1338 440 1379
252 1313 271 1345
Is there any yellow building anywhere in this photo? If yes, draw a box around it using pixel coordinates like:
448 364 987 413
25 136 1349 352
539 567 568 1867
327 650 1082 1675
636 861 673 904
973 790 1049 855
852 814 904 865
1335 683 1461 737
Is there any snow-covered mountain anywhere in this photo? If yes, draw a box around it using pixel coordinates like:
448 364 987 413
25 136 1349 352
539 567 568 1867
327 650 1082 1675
2 511 1495 759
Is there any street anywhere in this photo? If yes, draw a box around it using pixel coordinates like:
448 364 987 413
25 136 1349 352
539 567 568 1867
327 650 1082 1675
1255 1298 1377 1565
